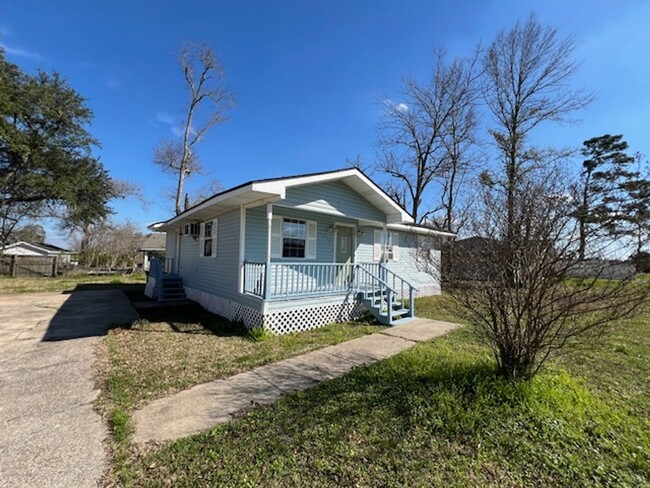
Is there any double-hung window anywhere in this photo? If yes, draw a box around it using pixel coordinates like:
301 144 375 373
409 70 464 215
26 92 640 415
282 218 306 258
270 216 317 259
199 219 218 258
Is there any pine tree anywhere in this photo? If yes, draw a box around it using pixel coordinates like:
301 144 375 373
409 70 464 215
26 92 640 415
576 134 638 259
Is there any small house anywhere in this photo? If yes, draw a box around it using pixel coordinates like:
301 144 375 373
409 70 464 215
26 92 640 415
138 233 166 272
147 168 453 334
2 241 75 265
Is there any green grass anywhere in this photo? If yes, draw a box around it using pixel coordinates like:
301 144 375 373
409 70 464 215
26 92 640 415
111 295 649 487
0 272 147 295
96 300 387 485
100 305 385 411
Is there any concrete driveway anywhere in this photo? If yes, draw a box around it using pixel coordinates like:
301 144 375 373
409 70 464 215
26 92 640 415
0 290 139 488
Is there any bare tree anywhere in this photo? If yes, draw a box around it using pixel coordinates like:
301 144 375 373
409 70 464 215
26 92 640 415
432 81 482 233
190 178 224 207
345 154 372 174
483 14 593 242
72 220 144 270
377 49 481 223
153 44 234 215
444 162 648 381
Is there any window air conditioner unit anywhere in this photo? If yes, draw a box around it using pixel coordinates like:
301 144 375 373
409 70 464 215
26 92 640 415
184 223 200 236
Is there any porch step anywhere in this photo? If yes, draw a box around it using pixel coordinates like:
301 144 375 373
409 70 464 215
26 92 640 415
159 274 186 301
359 289 414 326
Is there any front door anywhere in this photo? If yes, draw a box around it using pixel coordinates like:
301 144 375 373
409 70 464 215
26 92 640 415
335 226 355 288
336 226 354 263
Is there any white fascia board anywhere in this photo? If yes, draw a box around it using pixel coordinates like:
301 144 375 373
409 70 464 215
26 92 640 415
387 223 456 238
156 184 284 231
353 172 414 224
148 222 164 231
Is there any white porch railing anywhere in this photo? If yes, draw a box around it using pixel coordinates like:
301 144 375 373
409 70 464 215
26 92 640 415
243 262 414 299
244 262 357 299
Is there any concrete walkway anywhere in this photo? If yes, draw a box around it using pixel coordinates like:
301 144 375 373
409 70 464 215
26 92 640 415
0 290 139 488
132 318 459 444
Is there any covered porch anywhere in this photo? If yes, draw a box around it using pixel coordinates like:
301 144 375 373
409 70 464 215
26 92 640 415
243 261 416 325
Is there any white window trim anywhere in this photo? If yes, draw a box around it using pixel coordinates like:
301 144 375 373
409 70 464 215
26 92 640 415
199 218 218 258
373 230 399 262
272 217 317 260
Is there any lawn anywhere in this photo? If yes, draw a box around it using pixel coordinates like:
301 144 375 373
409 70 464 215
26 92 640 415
0 272 147 295
99 304 386 411
107 295 649 487
96 299 387 484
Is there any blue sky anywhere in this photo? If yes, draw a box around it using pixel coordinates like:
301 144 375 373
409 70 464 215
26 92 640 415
1 0 649 245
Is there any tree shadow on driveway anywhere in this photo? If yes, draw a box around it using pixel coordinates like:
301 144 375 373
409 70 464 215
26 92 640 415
41 287 140 342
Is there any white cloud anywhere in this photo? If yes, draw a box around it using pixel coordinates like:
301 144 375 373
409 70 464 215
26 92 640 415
155 111 175 125
105 78 121 90
0 42 41 59
382 98 409 113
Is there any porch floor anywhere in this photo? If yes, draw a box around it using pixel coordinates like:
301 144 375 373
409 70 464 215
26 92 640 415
132 318 460 443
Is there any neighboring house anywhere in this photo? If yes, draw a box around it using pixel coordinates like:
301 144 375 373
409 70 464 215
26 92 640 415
442 236 491 281
566 259 636 280
147 168 453 334
2 241 75 265
138 233 166 272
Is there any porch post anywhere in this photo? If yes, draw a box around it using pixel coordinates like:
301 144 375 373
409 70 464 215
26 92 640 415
381 222 388 281
238 205 246 293
264 203 273 300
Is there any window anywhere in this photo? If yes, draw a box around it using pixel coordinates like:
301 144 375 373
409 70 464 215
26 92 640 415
373 230 399 261
282 218 306 258
386 232 397 261
199 219 218 257
271 217 317 259
184 223 200 236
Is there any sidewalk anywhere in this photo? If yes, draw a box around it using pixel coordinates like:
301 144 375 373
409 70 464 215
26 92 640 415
132 318 459 444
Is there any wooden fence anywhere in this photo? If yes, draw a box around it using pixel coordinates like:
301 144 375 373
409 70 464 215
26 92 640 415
0 255 65 277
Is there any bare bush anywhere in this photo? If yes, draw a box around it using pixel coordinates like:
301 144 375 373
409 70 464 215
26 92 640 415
445 165 649 380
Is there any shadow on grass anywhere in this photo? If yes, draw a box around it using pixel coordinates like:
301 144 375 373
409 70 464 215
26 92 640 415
127 304 250 338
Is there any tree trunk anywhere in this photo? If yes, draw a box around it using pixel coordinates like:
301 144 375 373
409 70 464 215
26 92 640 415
175 170 186 215
578 169 592 261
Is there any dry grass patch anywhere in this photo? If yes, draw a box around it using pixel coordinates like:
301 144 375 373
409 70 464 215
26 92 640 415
100 304 386 411
0 273 146 295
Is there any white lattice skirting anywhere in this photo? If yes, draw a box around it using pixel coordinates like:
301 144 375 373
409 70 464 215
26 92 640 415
263 300 367 335
184 286 368 334
144 276 157 299
185 287 264 330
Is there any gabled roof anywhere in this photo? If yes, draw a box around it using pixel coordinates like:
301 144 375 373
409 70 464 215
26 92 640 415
2 241 73 254
139 233 166 251
152 168 415 231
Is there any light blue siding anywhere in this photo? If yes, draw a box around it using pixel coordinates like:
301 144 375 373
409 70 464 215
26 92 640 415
384 233 441 294
244 205 359 263
356 230 441 295
165 231 176 264
177 208 241 300
281 180 385 222
245 206 267 262
173 176 440 319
